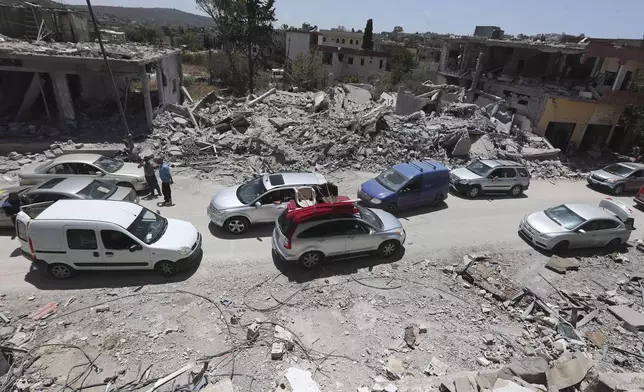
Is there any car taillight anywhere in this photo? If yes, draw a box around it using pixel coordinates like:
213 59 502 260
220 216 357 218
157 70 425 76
283 237 291 249
28 237 35 258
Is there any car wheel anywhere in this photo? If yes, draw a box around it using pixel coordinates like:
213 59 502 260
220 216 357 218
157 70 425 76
509 185 523 197
613 184 625 195
225 217 249 234
378 240 400 258
607 238 622 250
117 182 135 190
299 251 323 269
386 203 398 214
155 260 177 276
552 240 569 254
49 263 75 279
433 193 445 205
467 185 481 198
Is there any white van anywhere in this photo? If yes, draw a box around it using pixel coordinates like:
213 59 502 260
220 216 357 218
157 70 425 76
16 200 202 279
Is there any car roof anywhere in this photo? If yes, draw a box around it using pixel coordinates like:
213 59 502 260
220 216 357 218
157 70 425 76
263 172 327 191
35 200 142 227
565 203 617 221
50 153 104 165
29 177 102 194
617 162 644 170
480 159 523 168
392 160 448 178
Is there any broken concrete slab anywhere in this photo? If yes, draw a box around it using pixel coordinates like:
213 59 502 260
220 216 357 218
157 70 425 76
383 384 397 392
546 354 594 391
498 357 548 385
424 357 448 376
463 263 521 301
588 373 644 392
492 379 533 392
477 369 499 389
173 116 188 126
276 367 321 392
310 91 329 113
344 84 372 106
404 325 417 348
608 306 644 331
395 87 428 116
201 379 235 392
454 375 477 392
451 133 471 156
271 341 286 360
385 356 405 380
274 325 295 350
545 255 579 274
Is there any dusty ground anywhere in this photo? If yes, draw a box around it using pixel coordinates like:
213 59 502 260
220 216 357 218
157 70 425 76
1 172 643 391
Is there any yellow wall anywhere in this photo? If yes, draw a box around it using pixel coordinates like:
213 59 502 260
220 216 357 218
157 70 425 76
537 97 626 145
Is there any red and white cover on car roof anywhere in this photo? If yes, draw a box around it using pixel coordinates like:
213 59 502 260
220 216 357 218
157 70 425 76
286 200 357 224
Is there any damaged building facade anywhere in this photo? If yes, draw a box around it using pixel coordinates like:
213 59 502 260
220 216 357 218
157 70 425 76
0 2 89 42
437 35 644 153
0 39 182 132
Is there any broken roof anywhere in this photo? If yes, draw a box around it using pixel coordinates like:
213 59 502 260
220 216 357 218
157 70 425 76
313 44 390 58
0 38 179 62
445 36 587 54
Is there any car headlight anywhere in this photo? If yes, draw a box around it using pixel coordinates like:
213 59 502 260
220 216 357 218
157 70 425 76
539 233 555 239
393 228 404 236
458 179 469 184
605 179 616 183
370 198 382 205
178 246 191 255
137 177 146 182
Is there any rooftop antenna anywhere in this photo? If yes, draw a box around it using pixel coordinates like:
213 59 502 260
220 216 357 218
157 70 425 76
85 0 133 154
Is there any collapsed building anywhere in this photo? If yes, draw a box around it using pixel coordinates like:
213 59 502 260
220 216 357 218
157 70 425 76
0 1 89 42
436 35 644 154
0 36 182 151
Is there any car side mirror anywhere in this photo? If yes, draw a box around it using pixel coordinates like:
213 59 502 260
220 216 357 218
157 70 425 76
129 244 143 252
368 228 375 235
255 201 262 208
98 172 105 176
577 229 586 234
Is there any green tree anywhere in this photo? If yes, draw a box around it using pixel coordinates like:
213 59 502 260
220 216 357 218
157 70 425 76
393 25 403 33
389 48 416 85
290 51 325 90
362 19 373 50
280 23 289 30
196 0 276 94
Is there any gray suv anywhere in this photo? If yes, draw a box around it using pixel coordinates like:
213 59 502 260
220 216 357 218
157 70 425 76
587 162 644 195
449 159 530 198
272 202 406 268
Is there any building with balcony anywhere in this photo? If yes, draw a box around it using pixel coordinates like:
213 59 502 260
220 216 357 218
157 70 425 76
317 29 364 49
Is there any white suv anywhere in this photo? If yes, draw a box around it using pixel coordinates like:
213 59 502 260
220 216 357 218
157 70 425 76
272 202 406 268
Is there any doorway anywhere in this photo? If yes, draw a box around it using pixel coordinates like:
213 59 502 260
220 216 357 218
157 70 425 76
580 124 612 152
609 126 626 152
544 121 576 151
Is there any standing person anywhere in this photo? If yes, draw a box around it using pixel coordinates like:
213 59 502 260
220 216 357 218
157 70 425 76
2 192 21 226
158 158 173 206
138 156 161 197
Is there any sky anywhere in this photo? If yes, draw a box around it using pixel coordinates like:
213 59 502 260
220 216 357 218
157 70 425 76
60 0 644 39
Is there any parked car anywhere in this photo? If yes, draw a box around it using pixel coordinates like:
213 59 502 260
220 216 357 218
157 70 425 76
634 185 644 208
208 172 338 234
587 162 644 195
272 201 406 268
16 200 201 279
450 159 530 198
357 160 449 214
518 198 635 252
19 153 148 191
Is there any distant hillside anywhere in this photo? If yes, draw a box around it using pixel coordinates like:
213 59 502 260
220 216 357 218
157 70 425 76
71 5 213 27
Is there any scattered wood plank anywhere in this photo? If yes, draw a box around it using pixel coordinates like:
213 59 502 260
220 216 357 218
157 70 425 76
248 88 276 107
181 86 194 103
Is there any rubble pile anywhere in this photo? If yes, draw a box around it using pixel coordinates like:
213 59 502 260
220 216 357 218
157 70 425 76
147 84 576 182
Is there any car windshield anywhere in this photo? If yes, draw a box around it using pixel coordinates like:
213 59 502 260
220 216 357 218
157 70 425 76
93 156 124 173
376 168 409 192
76 180 117 199
466 161 493 176
603 164 633 177
357 205 383 229
236 177 267 204
127 208 168 245
544 205 586 230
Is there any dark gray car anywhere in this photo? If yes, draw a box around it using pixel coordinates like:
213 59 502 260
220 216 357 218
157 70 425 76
587 162 644 195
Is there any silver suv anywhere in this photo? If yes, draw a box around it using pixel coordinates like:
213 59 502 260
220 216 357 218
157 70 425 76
272 202 406 268
449 159 530 198
208 172 336 234
587 162 644 195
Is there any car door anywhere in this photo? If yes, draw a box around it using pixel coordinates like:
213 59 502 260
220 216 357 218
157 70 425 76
499 168 518 191
592 219 623 246
64 227 105 269
344 219 377 254
251 188 295 223
44 163 75 181
15 202 56 253
69 163 107 183
571 220 601 248
626 170 644 190
99 228 151 269
397 177 423 209
484 168 504 191
309 221 347 257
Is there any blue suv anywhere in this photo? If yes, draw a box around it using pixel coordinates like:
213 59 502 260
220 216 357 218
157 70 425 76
357 161 449 214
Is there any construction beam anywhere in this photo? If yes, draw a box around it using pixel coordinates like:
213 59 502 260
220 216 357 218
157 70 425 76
16 73 43 120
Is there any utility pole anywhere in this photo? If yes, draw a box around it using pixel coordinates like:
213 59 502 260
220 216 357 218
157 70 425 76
85 0 134 153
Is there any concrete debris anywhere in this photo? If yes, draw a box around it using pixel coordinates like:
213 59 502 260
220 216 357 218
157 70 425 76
276 367 321 392
545 354 594 391
492 379 534 392
94 304 110 313
357 387 369 392
498 357 548 385
545 256 579 274
246 322 260 341
310 91 329 113
271 341 286 360
403 325 417 348
385 356 405 380
463 262 521 301
395 87 428 115
608 306 644 331
202 379 235 392
418 323 427 334
383 384 397 392
274 325 295 350
424 357 448 377
584 331 605 348
371 384 384 392
477 357 491 367
454 375 477 392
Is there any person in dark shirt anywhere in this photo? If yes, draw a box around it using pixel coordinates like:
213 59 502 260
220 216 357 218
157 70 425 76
2 192 21 226
138 156 161 197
